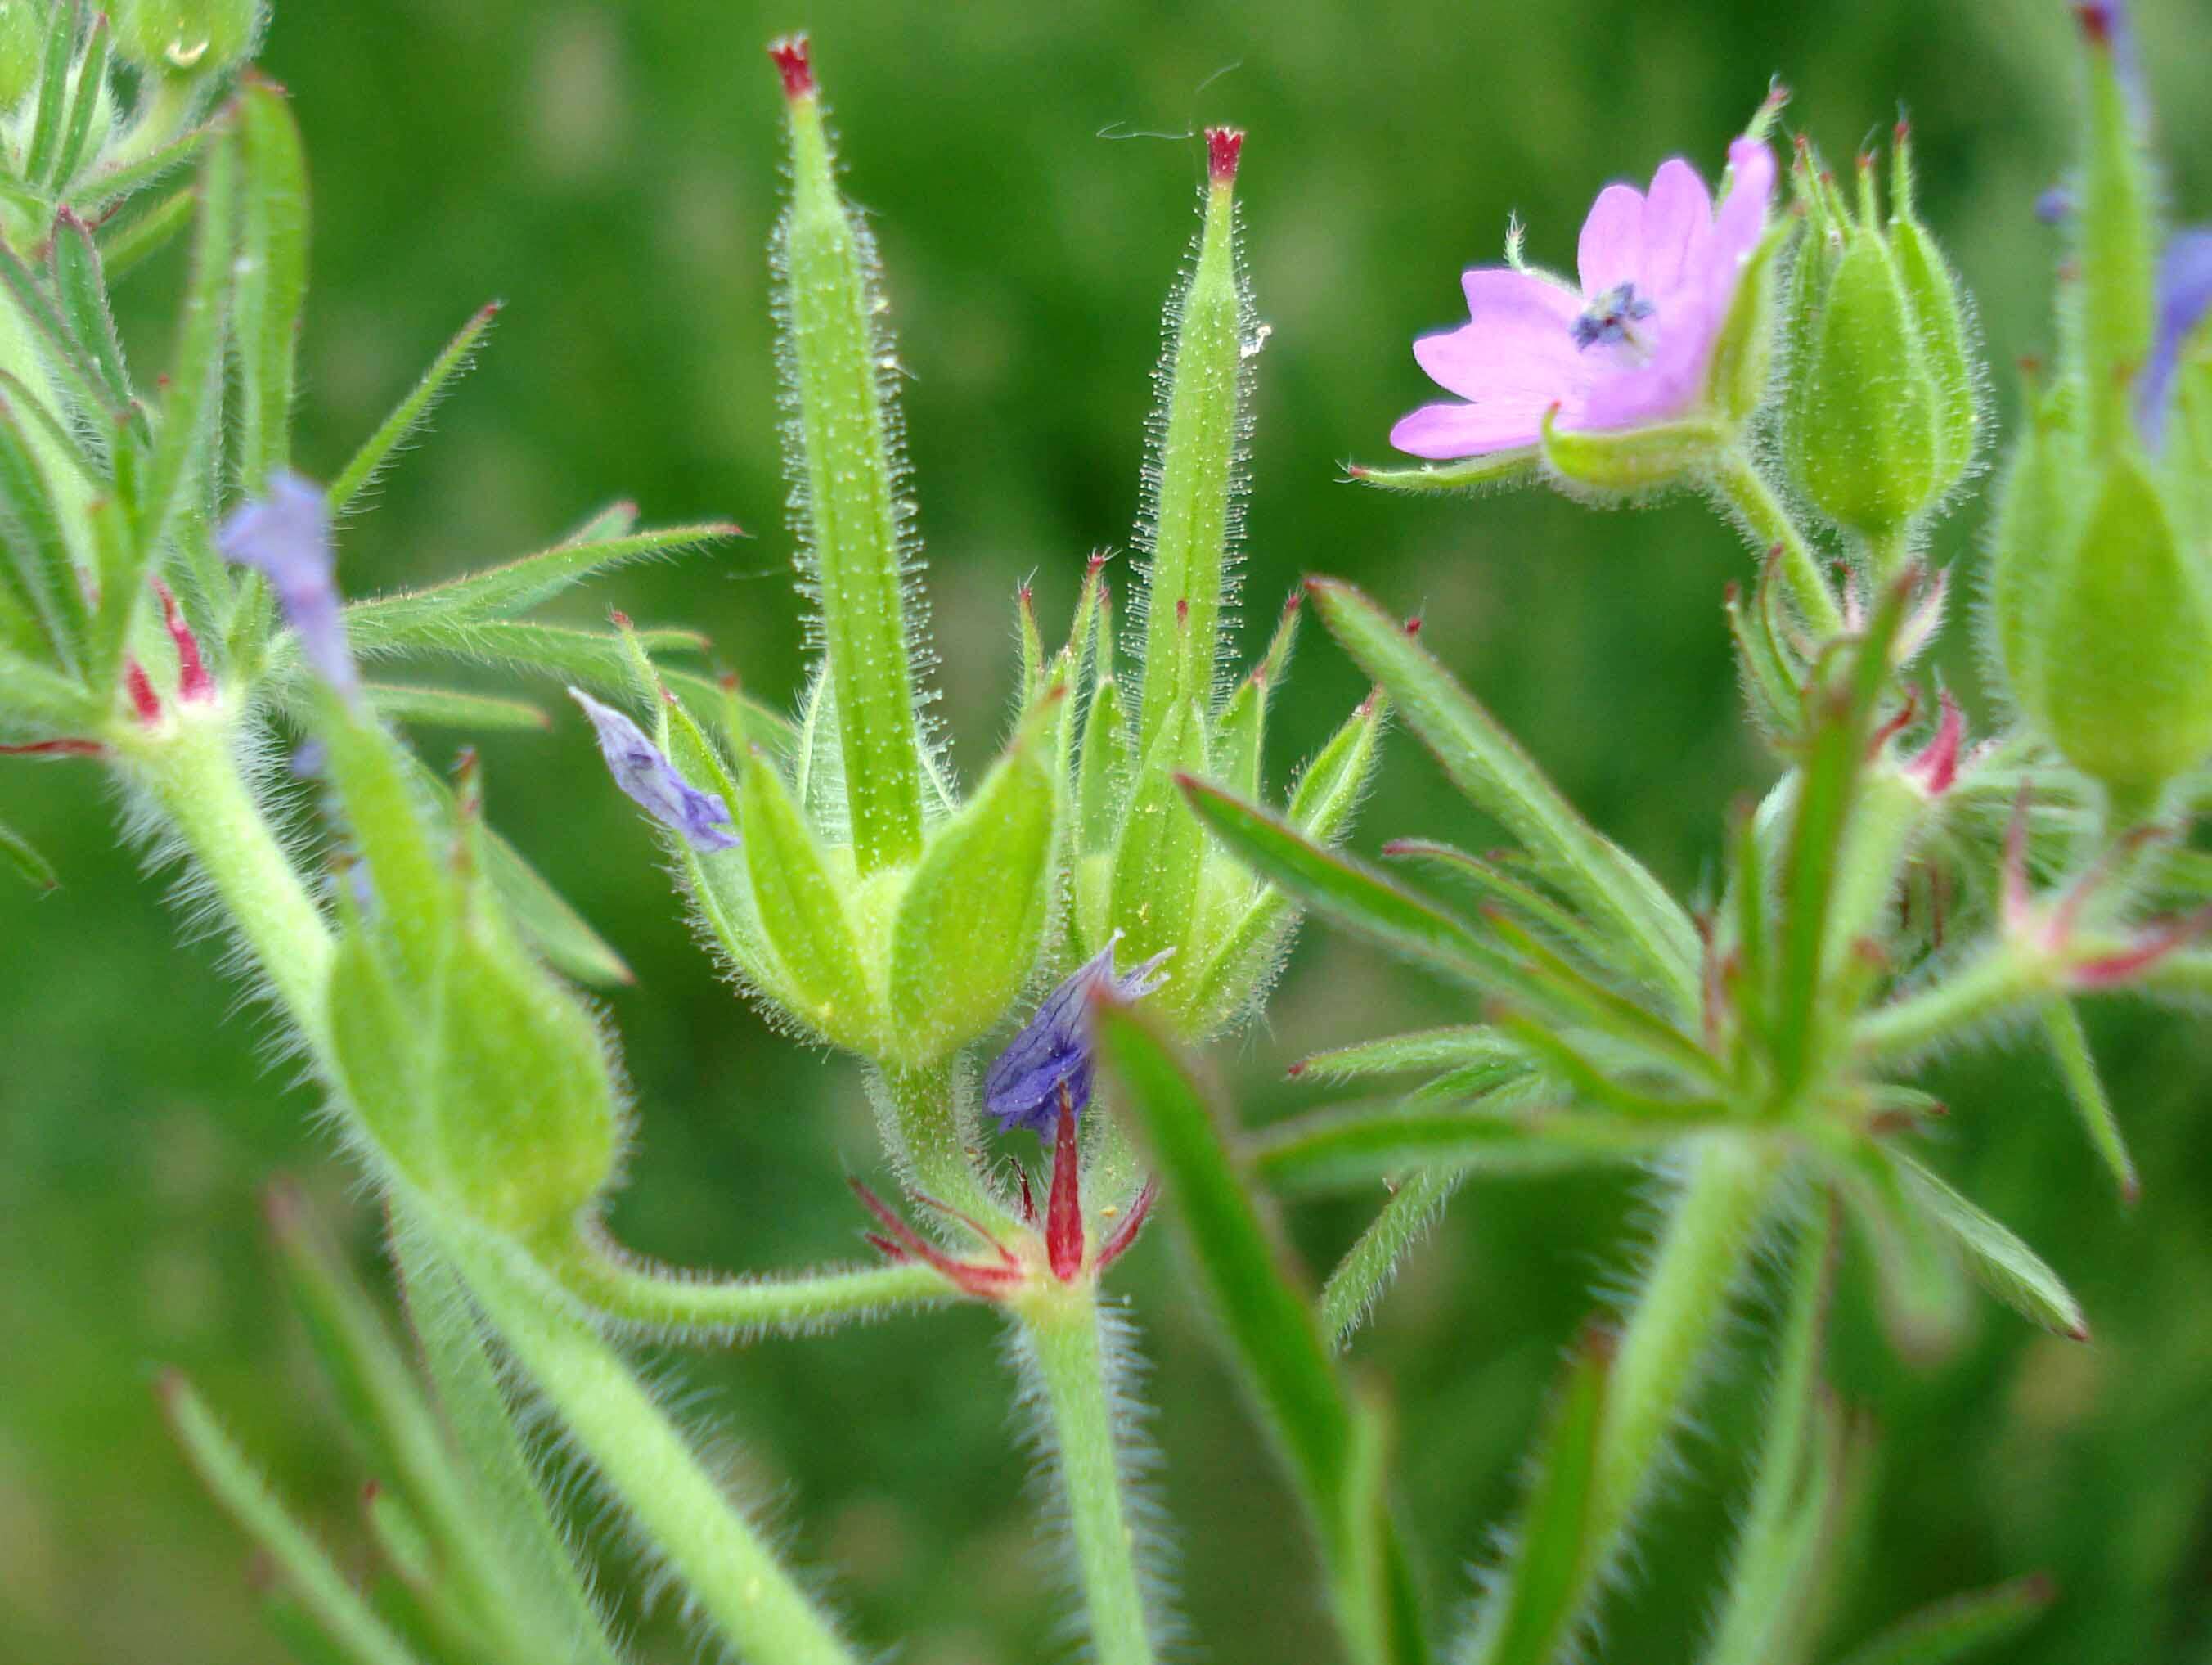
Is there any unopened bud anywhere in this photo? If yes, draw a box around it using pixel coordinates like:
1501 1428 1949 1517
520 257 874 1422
112 0 262 77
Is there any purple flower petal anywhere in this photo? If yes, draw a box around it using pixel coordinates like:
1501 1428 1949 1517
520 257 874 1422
2140 228 2212 448
216 473 355 697
1578 183 1648 295
567 687 740 853
982 938 1171 1135
1392 140 1777 460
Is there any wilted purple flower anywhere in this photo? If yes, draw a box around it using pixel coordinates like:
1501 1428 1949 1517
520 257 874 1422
567 687 739 853
2139 230 2212 447
216 472 355 696
982 938 1171 1135
1391 139 1778 459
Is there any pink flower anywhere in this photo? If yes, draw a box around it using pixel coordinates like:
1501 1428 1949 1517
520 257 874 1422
1391 139 1778 460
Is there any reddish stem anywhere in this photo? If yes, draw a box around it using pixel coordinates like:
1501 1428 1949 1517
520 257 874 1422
1046 1088 1086 1283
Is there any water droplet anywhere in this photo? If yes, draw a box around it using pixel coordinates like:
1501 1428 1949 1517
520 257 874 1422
165 36 211 69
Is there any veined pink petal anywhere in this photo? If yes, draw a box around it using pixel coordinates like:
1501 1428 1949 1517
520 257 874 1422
1578 183 1647 295
1391 398 1550 458
1411 269 1584 401
1640 158 1715 295
1711 139 1777 269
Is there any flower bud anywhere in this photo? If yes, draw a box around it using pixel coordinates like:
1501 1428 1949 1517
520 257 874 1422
2025 455 2212 820
1782 137 1979 549
112 0 261 77
319 722 624 1244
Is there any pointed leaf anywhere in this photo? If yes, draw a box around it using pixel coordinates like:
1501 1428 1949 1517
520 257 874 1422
365 683 549 731
2039 1001 2137 1202
1893 1151 2088 1340
1307 578 1702 1015
1320 1167 1460 1348
1252 1100 1680 1195
139 128 238 560
0 816 59 889
158 1375 429 1665
342 523 737 637
1827 1577 2054 1665
328 304 501 515
1292 1025 1527 1085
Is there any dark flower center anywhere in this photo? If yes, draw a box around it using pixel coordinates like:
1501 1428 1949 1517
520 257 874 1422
1571 282 1658 354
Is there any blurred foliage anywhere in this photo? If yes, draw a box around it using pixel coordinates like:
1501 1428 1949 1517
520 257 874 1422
3 0 2211 1660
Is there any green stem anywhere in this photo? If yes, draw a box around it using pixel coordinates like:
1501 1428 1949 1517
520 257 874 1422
1018 1286 1159 1665
1851 946 2048 1064
1589 1138 1778 1554
125 710 335 1051
870 1056 1011 1233
451 1231 862 1665
547 1230 953 1333
1711 449 1844 638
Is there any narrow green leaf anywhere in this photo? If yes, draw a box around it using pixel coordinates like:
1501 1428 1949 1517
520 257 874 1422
1892 1151 2088 1339
363 683 549 731
0 640 93 724
1180 776 1502 988
1827 1577 2054 1665
1216 671 1265 801
1461 1333 1612 1665
1770 578 1913 1093
1832 1142 1973 1362
75 124 214 210
1252 1100 1677 1195
45 11 110 192
235 76 312 492
328 303 501 515
158 1375 429 1665
1292 1025 1526 1085
1092 997 1418 1665
21 0 74 187
1480 905 1723 1089
48 213 139 425
1308 578 1702 1016
139 126 238 558
1320 1167 1460 1348
342 524 737 639
2039 1001 2137 1202
0 230 123 427
0 816 60 889
390 1226 627 1665
94 182 197 281
1382 839 1613 974
0 394 91 673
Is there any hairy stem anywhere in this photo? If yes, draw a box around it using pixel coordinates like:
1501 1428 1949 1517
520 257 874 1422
871 1056 1011 1233
1710 449 1844 638
1018 1287 1159 1665
450 1229 862 1665
547 1229 952 1334
125 710 335 1049
1851 946 2047 1064
1591 1139 1778 1559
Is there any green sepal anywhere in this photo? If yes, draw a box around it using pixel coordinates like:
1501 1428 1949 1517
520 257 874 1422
1109 695 1209 977
886 689 1063 1065
1788 231 1939 538
737 740 879 1050
44 13 112 196
0 393 90 676
1076 673 1128 855
139 119 238 560
1543 409 1731 494
234 74 312 493
1705 217 1792 425
0 0 39 111
1348 450 1540 495
1985 373 2079 713
1889 179 1980 488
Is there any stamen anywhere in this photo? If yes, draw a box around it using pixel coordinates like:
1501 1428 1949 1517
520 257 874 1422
1571 282 1658 357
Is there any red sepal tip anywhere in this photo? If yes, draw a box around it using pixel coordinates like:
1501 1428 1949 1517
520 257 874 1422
126 659 161 724
1046 1088 1086 1284
1206 126 1244 185
769 34 815 98
152 578 213 704
2074 3 2114 46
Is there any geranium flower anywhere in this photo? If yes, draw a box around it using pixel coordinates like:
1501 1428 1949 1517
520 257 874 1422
982 938 1171 1135
216 473 356 697
1391 138 1778 460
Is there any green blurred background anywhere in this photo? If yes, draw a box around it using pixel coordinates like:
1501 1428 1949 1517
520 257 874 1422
5 0 2212 1659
